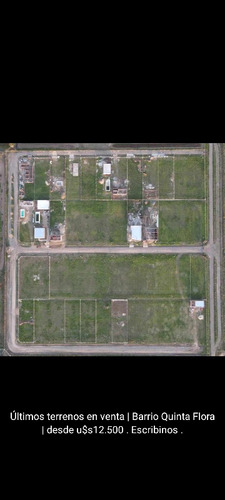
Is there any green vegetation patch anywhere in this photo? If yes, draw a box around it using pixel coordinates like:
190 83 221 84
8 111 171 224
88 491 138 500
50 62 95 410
66 200 127 245
128 299 194 344
96 300 111 343
49 254 198 299
174 155 205 199
81 158 96 199
50 201 65 229
65 300 80 342
128 159 142 199
35 300 64 343
81 300 96 342
159 200 206 244
158 157 174 198
24 183 35 201
19 222 31 244
19 300 34 342
19 256 49 299
34 159 50 199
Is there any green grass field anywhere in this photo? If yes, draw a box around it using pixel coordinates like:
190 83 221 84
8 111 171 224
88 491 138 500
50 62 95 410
34 160 50 199
159 201 206 244
158 157 174 198
18 254 208 346
50 201 65 229
66 200 127 245
19 222 32 244
128 159 142 199
174 155 205 199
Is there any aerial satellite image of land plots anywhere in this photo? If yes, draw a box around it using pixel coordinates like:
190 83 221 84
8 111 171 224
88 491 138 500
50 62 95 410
0 142 224 356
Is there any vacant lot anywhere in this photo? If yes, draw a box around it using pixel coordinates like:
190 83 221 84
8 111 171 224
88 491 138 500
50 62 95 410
175 155 205 199
50 201 65 229
128 159 142 199
128 298 206 344
18 254 208 345
19 256 49 298
19 254 207 301
66 201 127 245
34 159 50 199
159 201 206 244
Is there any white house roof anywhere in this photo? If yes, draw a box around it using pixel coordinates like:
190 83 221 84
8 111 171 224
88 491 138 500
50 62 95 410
103 163 111 175
195 300 205 308
37 200 50 210
34 227 46 239
131 225 142 241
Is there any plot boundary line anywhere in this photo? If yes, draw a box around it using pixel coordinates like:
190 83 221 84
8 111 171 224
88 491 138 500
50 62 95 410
95 299 97 343
33 299 36 342
64 299 66 343
49 255 50 299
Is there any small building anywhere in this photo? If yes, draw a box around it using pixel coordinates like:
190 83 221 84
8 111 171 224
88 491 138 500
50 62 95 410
34 227 46 240
103 163 111 175
190 300 205 309
72 163 79 176
195 300 205 308
37 200 50 210
20 209 25 218
131 225 142 241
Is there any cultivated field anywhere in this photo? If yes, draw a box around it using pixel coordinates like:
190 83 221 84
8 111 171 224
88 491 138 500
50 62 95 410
18 254 208 347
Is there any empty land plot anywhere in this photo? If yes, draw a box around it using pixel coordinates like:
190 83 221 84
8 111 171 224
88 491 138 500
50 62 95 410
50 200 65 229
158 201 206 244
18 254 208 345
66 200 127 245
158 157 174 198
96 300 112 343
34 159 50 199
34 300 64 343
24 182 35 200
19 222 32 244
65 157 80 200
81 300 96 342
49 254 207 299
19 300 34 342
128 299 205 345
81 158 96 199
174 155 205 199
65 300 80 342
19 256 49 299
128 158 142 199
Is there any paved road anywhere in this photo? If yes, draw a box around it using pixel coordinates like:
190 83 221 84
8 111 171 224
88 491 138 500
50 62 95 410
214 144 222 351
0 154 5 271
13 148 204 157
16 244 205 255
208 144 215 355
